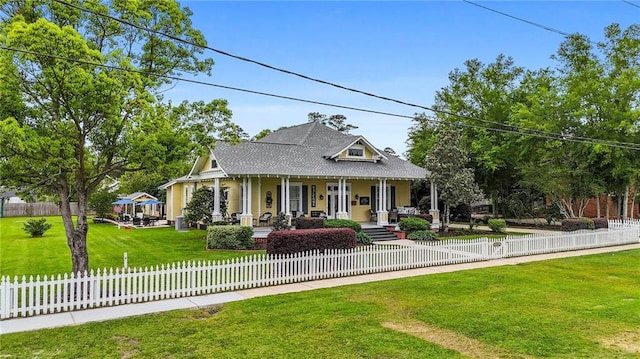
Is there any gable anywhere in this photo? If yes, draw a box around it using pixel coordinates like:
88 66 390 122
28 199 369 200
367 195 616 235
330 137 387 163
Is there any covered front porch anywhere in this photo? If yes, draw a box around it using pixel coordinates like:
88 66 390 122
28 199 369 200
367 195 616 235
196 175 440 230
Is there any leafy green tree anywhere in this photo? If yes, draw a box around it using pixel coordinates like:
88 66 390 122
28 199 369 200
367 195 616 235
424 126 484 231
0 1 243 274
252 128 272 141
514 24 640 217
88 188 117 219
409 55 527 216
307 112 358 133
183 187 215 225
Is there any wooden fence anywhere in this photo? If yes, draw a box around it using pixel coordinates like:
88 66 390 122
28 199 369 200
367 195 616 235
1 203 79 217
1 226 638 320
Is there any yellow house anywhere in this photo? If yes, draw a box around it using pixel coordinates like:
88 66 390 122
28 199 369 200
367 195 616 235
160 122 440 228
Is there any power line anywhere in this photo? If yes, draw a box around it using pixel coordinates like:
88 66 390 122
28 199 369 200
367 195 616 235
45 0 637 149
2 45 639 151
621 0 640 9
462 0 597 45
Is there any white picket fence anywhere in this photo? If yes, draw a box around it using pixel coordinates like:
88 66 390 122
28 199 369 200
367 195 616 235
610 219 640 236
1 226 638 320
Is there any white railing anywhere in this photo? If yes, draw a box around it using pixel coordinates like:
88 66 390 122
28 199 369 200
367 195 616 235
1 227 638 320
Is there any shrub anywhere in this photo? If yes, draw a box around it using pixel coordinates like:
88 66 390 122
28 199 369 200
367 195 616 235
272 212 291 231
356 231 373 245
206 225 254 250
211 220 228 226
295 217 324 229
323 219 362 232
267 228 356 255
487 218 507 233
592 218 608 229
407 230 439 241
23 218 53 237
561 218 595 231
412 213 433 223
398 217 429 233
580 217 595 230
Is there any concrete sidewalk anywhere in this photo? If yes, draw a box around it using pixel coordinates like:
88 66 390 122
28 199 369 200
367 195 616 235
1 242 638 335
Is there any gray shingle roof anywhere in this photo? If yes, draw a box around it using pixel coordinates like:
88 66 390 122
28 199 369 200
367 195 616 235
211 122 427 180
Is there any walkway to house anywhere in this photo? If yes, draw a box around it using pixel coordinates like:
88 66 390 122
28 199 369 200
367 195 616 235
2 242 638 335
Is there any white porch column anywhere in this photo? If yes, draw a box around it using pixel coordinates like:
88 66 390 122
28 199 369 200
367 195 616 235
280 177 286 215
337 178 348 219
212 178 222 221
377 179 389 225
285 177 291 216
257 177 262 219
240 176 254 226
285 177 293 225
429 180 440 230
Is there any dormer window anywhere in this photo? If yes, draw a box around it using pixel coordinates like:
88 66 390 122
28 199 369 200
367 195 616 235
347 144 365 158
348 148 363 157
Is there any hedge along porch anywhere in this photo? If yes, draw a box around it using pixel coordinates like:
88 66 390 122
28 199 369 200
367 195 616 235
160 122 441 228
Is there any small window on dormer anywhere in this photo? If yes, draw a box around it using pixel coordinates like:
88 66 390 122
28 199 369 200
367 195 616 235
348 148 363 157
211 160 218 169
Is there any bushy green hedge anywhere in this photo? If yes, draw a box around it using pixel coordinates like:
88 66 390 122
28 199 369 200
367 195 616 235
206 225 254 250
267 228 356 255
412 214 433 223
487 218 507 233
398 217 430 233
272 212 291 231
323 219 362 232
407 230 439 241
561 218 595 231
296 217 325 229
592 218 608 229
356 231 373 245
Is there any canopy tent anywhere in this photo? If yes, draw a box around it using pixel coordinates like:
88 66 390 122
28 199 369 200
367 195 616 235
136 199 163 206
112 199 136 219
135 199 164 217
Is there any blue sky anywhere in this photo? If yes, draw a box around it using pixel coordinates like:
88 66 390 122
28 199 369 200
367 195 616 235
170 1 639 157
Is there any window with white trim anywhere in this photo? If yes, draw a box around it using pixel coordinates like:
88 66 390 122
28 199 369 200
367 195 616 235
289 182 302 215
347 144 364 158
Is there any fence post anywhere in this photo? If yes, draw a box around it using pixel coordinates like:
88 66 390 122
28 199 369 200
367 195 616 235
123 252 128 268
0 276 10 319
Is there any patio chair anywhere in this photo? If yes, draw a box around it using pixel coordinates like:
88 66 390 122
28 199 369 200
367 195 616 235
230 212 241 225
388 210 399 224
369 209 377 222
258 212 272 226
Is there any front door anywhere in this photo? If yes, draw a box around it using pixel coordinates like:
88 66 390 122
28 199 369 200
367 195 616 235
326 183 350 219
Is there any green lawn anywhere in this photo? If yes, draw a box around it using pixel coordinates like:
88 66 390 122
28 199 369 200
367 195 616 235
0 216 262 277
1 249 638 358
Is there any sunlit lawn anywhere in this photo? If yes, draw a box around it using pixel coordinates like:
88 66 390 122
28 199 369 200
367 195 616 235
0 216 262 277
1 249 639 358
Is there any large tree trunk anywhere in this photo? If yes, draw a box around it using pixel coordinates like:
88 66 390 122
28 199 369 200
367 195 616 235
623 186 630 220
58 179 90 275
577 197 590 218
443 203 450 233
605 194 611 219
596 193 601 218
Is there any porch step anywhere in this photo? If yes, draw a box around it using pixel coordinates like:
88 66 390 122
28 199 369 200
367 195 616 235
362 227 400 241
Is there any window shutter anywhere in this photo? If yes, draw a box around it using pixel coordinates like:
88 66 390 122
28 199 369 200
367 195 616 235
302 185 308 214
276 185 281 213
